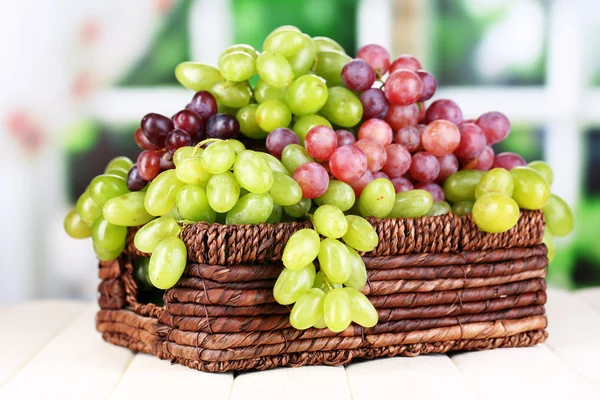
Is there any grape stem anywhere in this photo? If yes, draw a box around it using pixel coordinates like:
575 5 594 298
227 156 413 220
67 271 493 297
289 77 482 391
192 138 223 157
322 274 333 291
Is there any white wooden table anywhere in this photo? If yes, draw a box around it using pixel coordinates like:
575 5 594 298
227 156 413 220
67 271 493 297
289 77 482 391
1 288 599 400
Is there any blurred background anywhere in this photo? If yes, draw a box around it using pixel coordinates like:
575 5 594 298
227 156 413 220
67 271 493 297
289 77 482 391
0 0 598 303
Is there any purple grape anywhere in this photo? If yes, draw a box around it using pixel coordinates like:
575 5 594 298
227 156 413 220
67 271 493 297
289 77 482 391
341 59 376 91
335 129 357 146
359 88 389 120
205 113 240 139
126 166 147 191
266 128 300 159
187 91 218 120
165 129 192 154
425 99 463 125
173 110 205 143
141 113 174 147
416 69 437 102
159 150 175 170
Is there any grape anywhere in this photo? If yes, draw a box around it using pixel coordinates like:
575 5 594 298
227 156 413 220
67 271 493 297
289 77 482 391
205 113 240 139
335 130 357 146
172 110 205 142
313 36 345 53
269 171 303 206
391 176 414 193
543 229 556 262
105 156 133 175
472 194 520 233
493 152 526 170
175 157 212 186
358 178 396 218
358 119 392 147
89 174 129 207
415 182 444 202
253 79 287 103
421 120 461 156
341 59 376 91
206 171 240 213
292 162 329 198
320 86 363 127
292 114 332 144
380 144 411 178
144 170 185 216
354 139 387 172
176 185 215 223
347 170 373 197
259 152 290 176
211 80 252 108
236 104 266 139
284 75 329 116
542 194 574 237
454 122 486 160
283 198 312 218
395 126 422 153
425 99 463 125
313 205 349 238
434 155 458 185
164 129 192 154
389 54 422 73
92 217 127 252
290 288 326 330
373 171 389 179
175 62 223 92
356 44 390 75
256 51 294 88
234 150 274 194
141 113 174 147
76 190 101 224
344 287 378 327
133 257 152 289
510 167 551 210
388 189 433 218
134 128 163 151
273 263 316 305
201 141 235 174
443 170 485 203
315 180 356 212
461 145 495 172
385 103 419 131
134 217 180 254
342 215 379 252
305 126 338 161
267 205 283 223
384 69 423 106
64 210 91 239
126 166 147 192
360 88 389 120
324 288 352 332
228 139 246 154
417 102 427 122
102 191 154 227
218 51 255 82
159 150 175 170
226 193 274 225
319 238 352 283
528 160 553 185
475 168 514 198
287 34 316 77
416 70 437 101
263 29 305 57
188 91 218 120
476 111 511 144
314 50 352 87
219 44 259 64
281 144 314 173
452 200 474 216
343 245 367 290
149 237 187 290
329 145 368 183
255 99 292 133
409 152 440 183
266 128 300 158
426 201 452 216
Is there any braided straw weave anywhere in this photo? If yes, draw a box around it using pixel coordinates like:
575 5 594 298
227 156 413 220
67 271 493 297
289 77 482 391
96 210 549 372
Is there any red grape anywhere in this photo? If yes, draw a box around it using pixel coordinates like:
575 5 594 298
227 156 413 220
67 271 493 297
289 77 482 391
126 165 147 191
454 122 486 160
329 145 368 183
389 54 422 73
391 176 414 193
360 88 389 120
134 128 163 151
415 182 445 202
137 150 161 181
358 118 393 146
305 125 338 161
384 69 423 106
476 111 511 144
356 44 390 75
292 162 329 198
395 126 422 153
335 130 357 146
493 152 526 170
354 138 387 173
188 91 218 120
173 110 205 143
416 70 437 101
421 120 461 157
266 127 300 158
165 129 192 154
373 171 390 180
347 170 373 197
425 99 463 125
385 103 419 131
461 145 494 171
159 150 175 170
205 113 240 139
141 113 174 147
436 154 459 183
341 59 376 91
381 144 411 177
409 152 440 183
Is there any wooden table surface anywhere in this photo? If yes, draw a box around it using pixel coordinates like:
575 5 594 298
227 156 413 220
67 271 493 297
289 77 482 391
1 287 599 400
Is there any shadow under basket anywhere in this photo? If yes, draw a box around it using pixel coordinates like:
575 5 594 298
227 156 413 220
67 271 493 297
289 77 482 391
96 211 549 373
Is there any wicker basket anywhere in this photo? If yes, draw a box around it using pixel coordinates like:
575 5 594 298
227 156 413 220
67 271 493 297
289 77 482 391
96 211 548 372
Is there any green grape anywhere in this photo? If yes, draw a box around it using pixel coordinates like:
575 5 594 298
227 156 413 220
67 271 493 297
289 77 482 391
472 193 520 233
254 79 287 103
315 180 355 212
175 157 212 186
344 244 368 290
358 178 396 218
175 62 223 92
287 34 316 77
324 288 352 332
282 228 321 270
344 287 378 328
64 210 92 239
269 25 302 34
284 75 328 116
133 257 152 289
314 50 352 87
227 139 246 154
475 168 514 198
318 238 351 283
542 194 574 237
425 201 451 216
266 205 283 223
134 217 180 254
92 217 127 251
452 200 474 216
292 114 333 144
290 288 325 330
105 156 133 173
76 190 101 224
218 51 255 82
528 160 553 185
342 215 379 252
312 271 343 293
163 205 182 221
226 193 274 225
281 144 314 172
218 44 259 65
313 36 345 53
201 141 236 174
211 80 252 108
144 170 185 216
176 185 215 223
93 241 124 261
234 150 274 194
259 152 291 176
206 171 240 213
217 104 239 115
313 316 327 329
283 198 311 218
313 205 348 238
255 99 292 133
443 170 485 203
273 263 316 305
148 237 187 290
256 51 294 88
173 146 195 166
320 86 363 127
269 171 302 206
263 29 305 57
103 191 154 226
543 229 556 262
89 174 129 207
510 167 551 210
236 104 267 139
